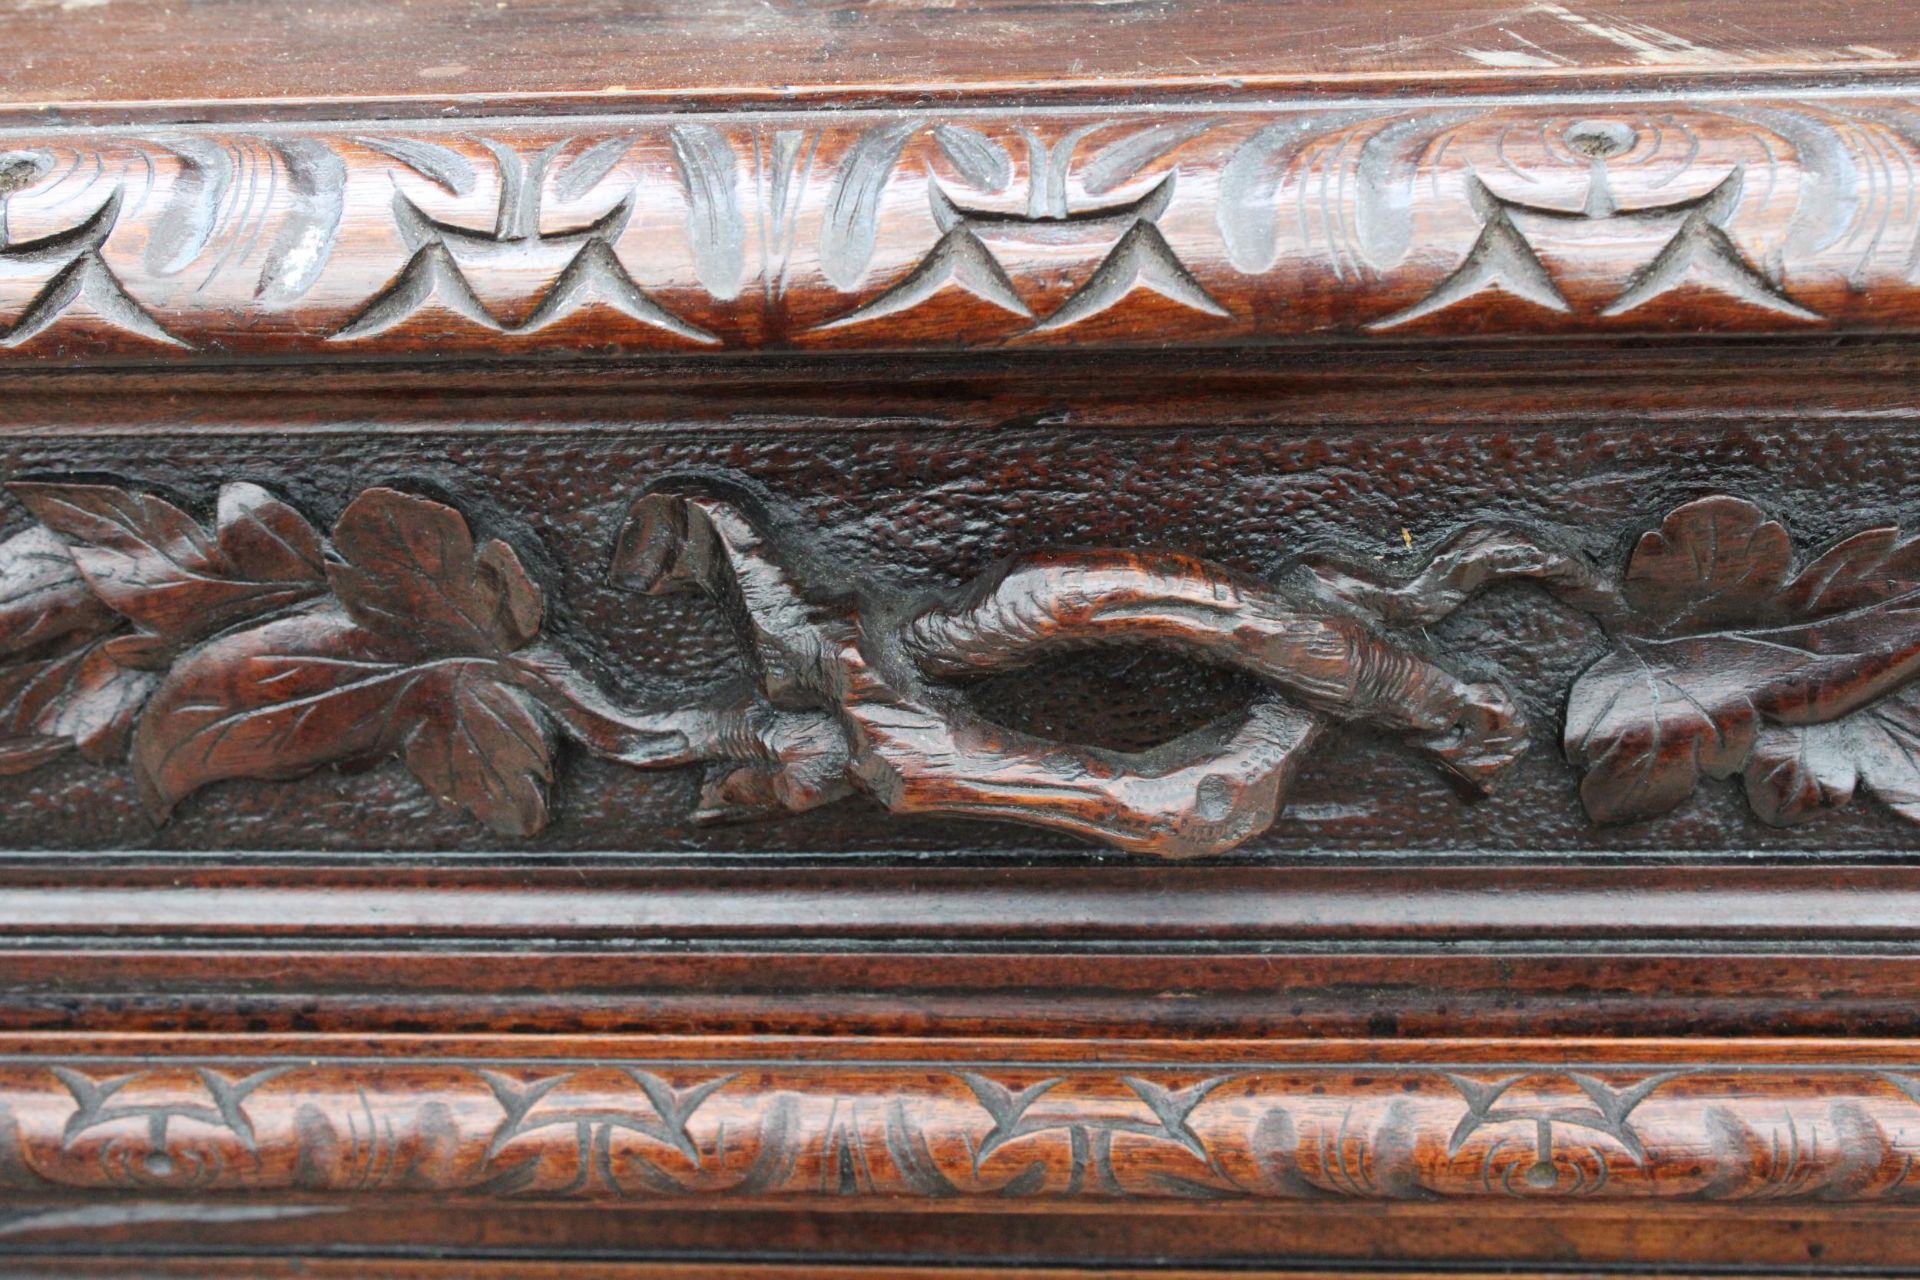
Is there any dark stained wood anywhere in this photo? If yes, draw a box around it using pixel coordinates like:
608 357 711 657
8 102 1920 362
4 1265 1871 1280
7 0 1920 116
5 1035 1920 1205
7 0 1920 1274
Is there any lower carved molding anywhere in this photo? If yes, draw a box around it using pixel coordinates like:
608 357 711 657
6 1050 1920 1205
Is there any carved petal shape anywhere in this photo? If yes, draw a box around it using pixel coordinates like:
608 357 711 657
133 606 553 834
1623 496 1791 633
1776 526 1920 621
1741 721 1858 826
400 671 554 838
1846 689 1920 824
327 487 541 658
215 482 327 585
0 633 159 764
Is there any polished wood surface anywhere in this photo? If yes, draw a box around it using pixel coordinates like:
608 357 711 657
6 101 1920 362
7 0 1920 114
6 1 1920 1275
8 1035 1920 1205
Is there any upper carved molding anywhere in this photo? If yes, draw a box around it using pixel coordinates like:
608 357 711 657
3 99 1920 359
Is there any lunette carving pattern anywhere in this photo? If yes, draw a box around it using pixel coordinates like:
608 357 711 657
4 476 1918 851
3 99 1918 358
6 1058 1920 1205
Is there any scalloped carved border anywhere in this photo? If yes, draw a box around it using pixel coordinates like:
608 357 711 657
5 98 1920 360
5 1055 1920 1204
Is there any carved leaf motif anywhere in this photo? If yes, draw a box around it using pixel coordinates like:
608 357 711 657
0 633 159 768
216 482 328 584
132 607 553 835
147 138 235 277
1563 641 1764 824
821 122 916 290
10 481 325 643
1776 526 1920 620
1845 689 1920 823
553 135 633 203
1219 119 1324 275
0 525 115 655
667 125 745 301
1571 492 1920 829
400 671 554 837
1741 722 1857 826
931 125 1011 192
133 489 556 835
1079 120 1213 196
1622 496 1792 633
326 487 540 657
259 138 346 305
354 136 475 196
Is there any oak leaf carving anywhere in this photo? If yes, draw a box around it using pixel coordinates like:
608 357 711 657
0 482 327 773
1563 640 1762 825
11 480 326 643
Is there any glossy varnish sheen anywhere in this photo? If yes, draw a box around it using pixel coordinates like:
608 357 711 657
5 2 1920 1275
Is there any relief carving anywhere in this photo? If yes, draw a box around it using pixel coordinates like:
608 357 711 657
5 1056 1920 1206
815 120 1226 335
335 135 717 344
7 474 1917 850
1564 495 1920 830
0 153 181 350
1 99 1916 360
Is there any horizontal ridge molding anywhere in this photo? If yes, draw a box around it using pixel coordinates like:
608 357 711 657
2 865 1919 941
5 1040 1920 1206
4 98 1920 363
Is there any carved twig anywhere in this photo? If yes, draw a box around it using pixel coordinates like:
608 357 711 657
1297 524 1629 628
606 484 1537 854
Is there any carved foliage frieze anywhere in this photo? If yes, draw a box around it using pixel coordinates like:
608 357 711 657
4 1057 1920 1205
3 99 1918 358
4 475 1920 853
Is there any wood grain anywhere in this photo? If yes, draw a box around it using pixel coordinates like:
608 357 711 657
6 0 1920 116
7 1 1920 1272
7 466 1920 855
6 1040 1920 1206
7 100 1920 361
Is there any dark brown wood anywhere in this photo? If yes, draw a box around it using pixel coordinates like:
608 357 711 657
7 1036 1920 1206
9 0 1920 116
10 102 1920 362
7 3 1920 1275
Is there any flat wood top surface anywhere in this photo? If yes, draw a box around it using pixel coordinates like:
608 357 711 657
4 0 1919 114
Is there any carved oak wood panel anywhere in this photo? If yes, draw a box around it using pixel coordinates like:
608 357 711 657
6 416 1920 856
9 6 1920 1273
